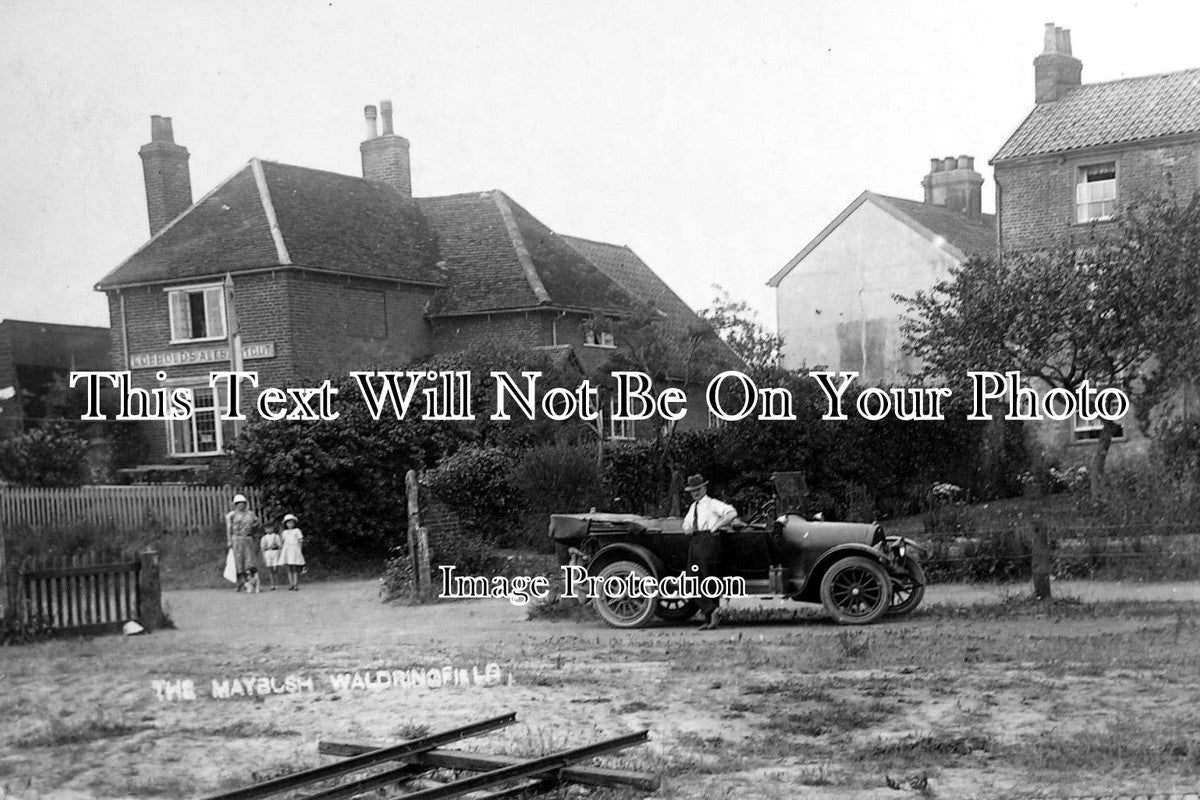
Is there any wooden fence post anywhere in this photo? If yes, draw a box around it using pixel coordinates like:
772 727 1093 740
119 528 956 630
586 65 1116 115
0 533 14 623
1029 519 1052 601
137 548 165 631
416 527 432 597
405 470 422 597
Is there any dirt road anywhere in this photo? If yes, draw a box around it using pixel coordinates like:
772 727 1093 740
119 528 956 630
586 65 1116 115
165 577 1200 648
4 579 1200 800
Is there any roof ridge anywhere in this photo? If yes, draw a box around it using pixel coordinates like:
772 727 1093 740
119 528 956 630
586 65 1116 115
559 233 630 249
873 193 996 222
251 159 292 266
0 318 109 331
1068 65 1200 91
419 189 497 201
490 190 552 305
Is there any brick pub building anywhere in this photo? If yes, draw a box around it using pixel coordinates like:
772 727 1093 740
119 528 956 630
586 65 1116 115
992 24 1200 461
95 105 730 462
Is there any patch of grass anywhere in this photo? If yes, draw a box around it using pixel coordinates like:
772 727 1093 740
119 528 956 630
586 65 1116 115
836 630 871 659
765 700 898 738
176 721 301 738
742 678 834 704
393 720 432 740
1009 724 1200 772
865 732 993 758
16 711 151 748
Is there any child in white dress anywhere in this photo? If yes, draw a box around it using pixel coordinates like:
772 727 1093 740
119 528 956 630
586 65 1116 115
260 526 283 590
279 513 305 591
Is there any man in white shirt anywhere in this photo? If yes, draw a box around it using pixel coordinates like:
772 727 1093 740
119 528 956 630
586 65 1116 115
681 473 738 630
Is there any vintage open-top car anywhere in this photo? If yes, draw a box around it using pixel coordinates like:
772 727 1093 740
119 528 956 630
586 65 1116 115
549 507 927 629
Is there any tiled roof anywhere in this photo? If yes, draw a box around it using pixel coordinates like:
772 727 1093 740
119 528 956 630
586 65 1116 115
768 191 995 287
418 191 640 316
993 68 1200 161
562 235 744 375
96 160 442 289
874 195 997 257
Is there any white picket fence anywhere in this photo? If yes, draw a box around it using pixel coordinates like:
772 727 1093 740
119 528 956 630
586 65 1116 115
0 485 263 533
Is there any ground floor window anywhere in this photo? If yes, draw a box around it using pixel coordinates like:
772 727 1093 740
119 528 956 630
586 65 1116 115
167 384 225 456
1073 413 1123 442
608 399 635 441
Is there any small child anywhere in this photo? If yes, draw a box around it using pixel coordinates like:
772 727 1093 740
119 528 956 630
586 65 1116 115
279 513 305 591
260 525 283 590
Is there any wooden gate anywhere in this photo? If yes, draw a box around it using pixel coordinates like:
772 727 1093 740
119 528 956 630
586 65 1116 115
15 549 163 635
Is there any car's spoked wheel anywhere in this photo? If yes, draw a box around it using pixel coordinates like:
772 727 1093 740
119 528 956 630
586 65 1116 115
655 596 699 622
888 557 926 617
593 560 657 629
819 556 892 625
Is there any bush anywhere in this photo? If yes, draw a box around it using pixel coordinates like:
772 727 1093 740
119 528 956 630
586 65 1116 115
423 446 524 542
227 373 443 558
513 444 602 513
0 423 89 487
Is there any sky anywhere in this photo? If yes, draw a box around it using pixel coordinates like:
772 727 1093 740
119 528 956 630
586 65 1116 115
2 0 1199 333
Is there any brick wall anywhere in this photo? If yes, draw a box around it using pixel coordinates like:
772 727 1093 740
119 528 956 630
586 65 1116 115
428 311 551 352
284 272 435 381
996 136 1200 251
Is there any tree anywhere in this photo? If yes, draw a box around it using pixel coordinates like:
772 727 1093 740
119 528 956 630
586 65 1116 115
0 422 90 487
898 243 1162 499
699 285 783 377
1116 193 1200 434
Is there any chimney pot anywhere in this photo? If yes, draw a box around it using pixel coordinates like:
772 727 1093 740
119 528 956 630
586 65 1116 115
150 115 176 143
363 105 378 140
360 101 411 199
957 155 972 170
380 100 394 136
930 158 943 174
1033 22 1082 103
943 156 957 171
1043 22 1057 52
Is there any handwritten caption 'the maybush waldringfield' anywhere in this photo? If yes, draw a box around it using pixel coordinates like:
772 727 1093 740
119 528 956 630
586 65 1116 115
150 663 511 701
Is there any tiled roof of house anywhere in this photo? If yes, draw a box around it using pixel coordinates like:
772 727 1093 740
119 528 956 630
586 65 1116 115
417 191 640 316
561 235 742 373
768 191 995 286
874 195 997 256
96 160 443 289
993 68 1200 161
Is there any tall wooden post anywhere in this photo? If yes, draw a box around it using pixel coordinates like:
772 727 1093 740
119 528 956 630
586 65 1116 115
416 527 432 596
1028 519 1052 601
137 548 165 630
0 533 14 623
405 470 422 596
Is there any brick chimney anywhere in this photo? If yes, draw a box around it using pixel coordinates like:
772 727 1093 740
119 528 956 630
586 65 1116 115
922 155 983 219
1034 23 1082 103
138 115 192 236
360 100 412 199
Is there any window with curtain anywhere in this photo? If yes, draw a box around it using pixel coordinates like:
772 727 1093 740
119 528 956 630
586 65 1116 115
1076 164 1117 223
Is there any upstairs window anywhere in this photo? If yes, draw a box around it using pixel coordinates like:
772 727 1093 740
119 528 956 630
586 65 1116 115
584 328 615 348
168 285 226 342
1076 164 1116 223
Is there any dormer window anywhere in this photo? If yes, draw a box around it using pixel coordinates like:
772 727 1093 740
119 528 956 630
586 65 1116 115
167 284 226 343
1076 163 1116 223
584 329 615 348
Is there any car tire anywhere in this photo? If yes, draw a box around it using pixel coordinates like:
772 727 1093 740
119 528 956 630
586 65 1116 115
887 557 926 617
819 556 893 625
592 560 658 629
654 596 700 622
